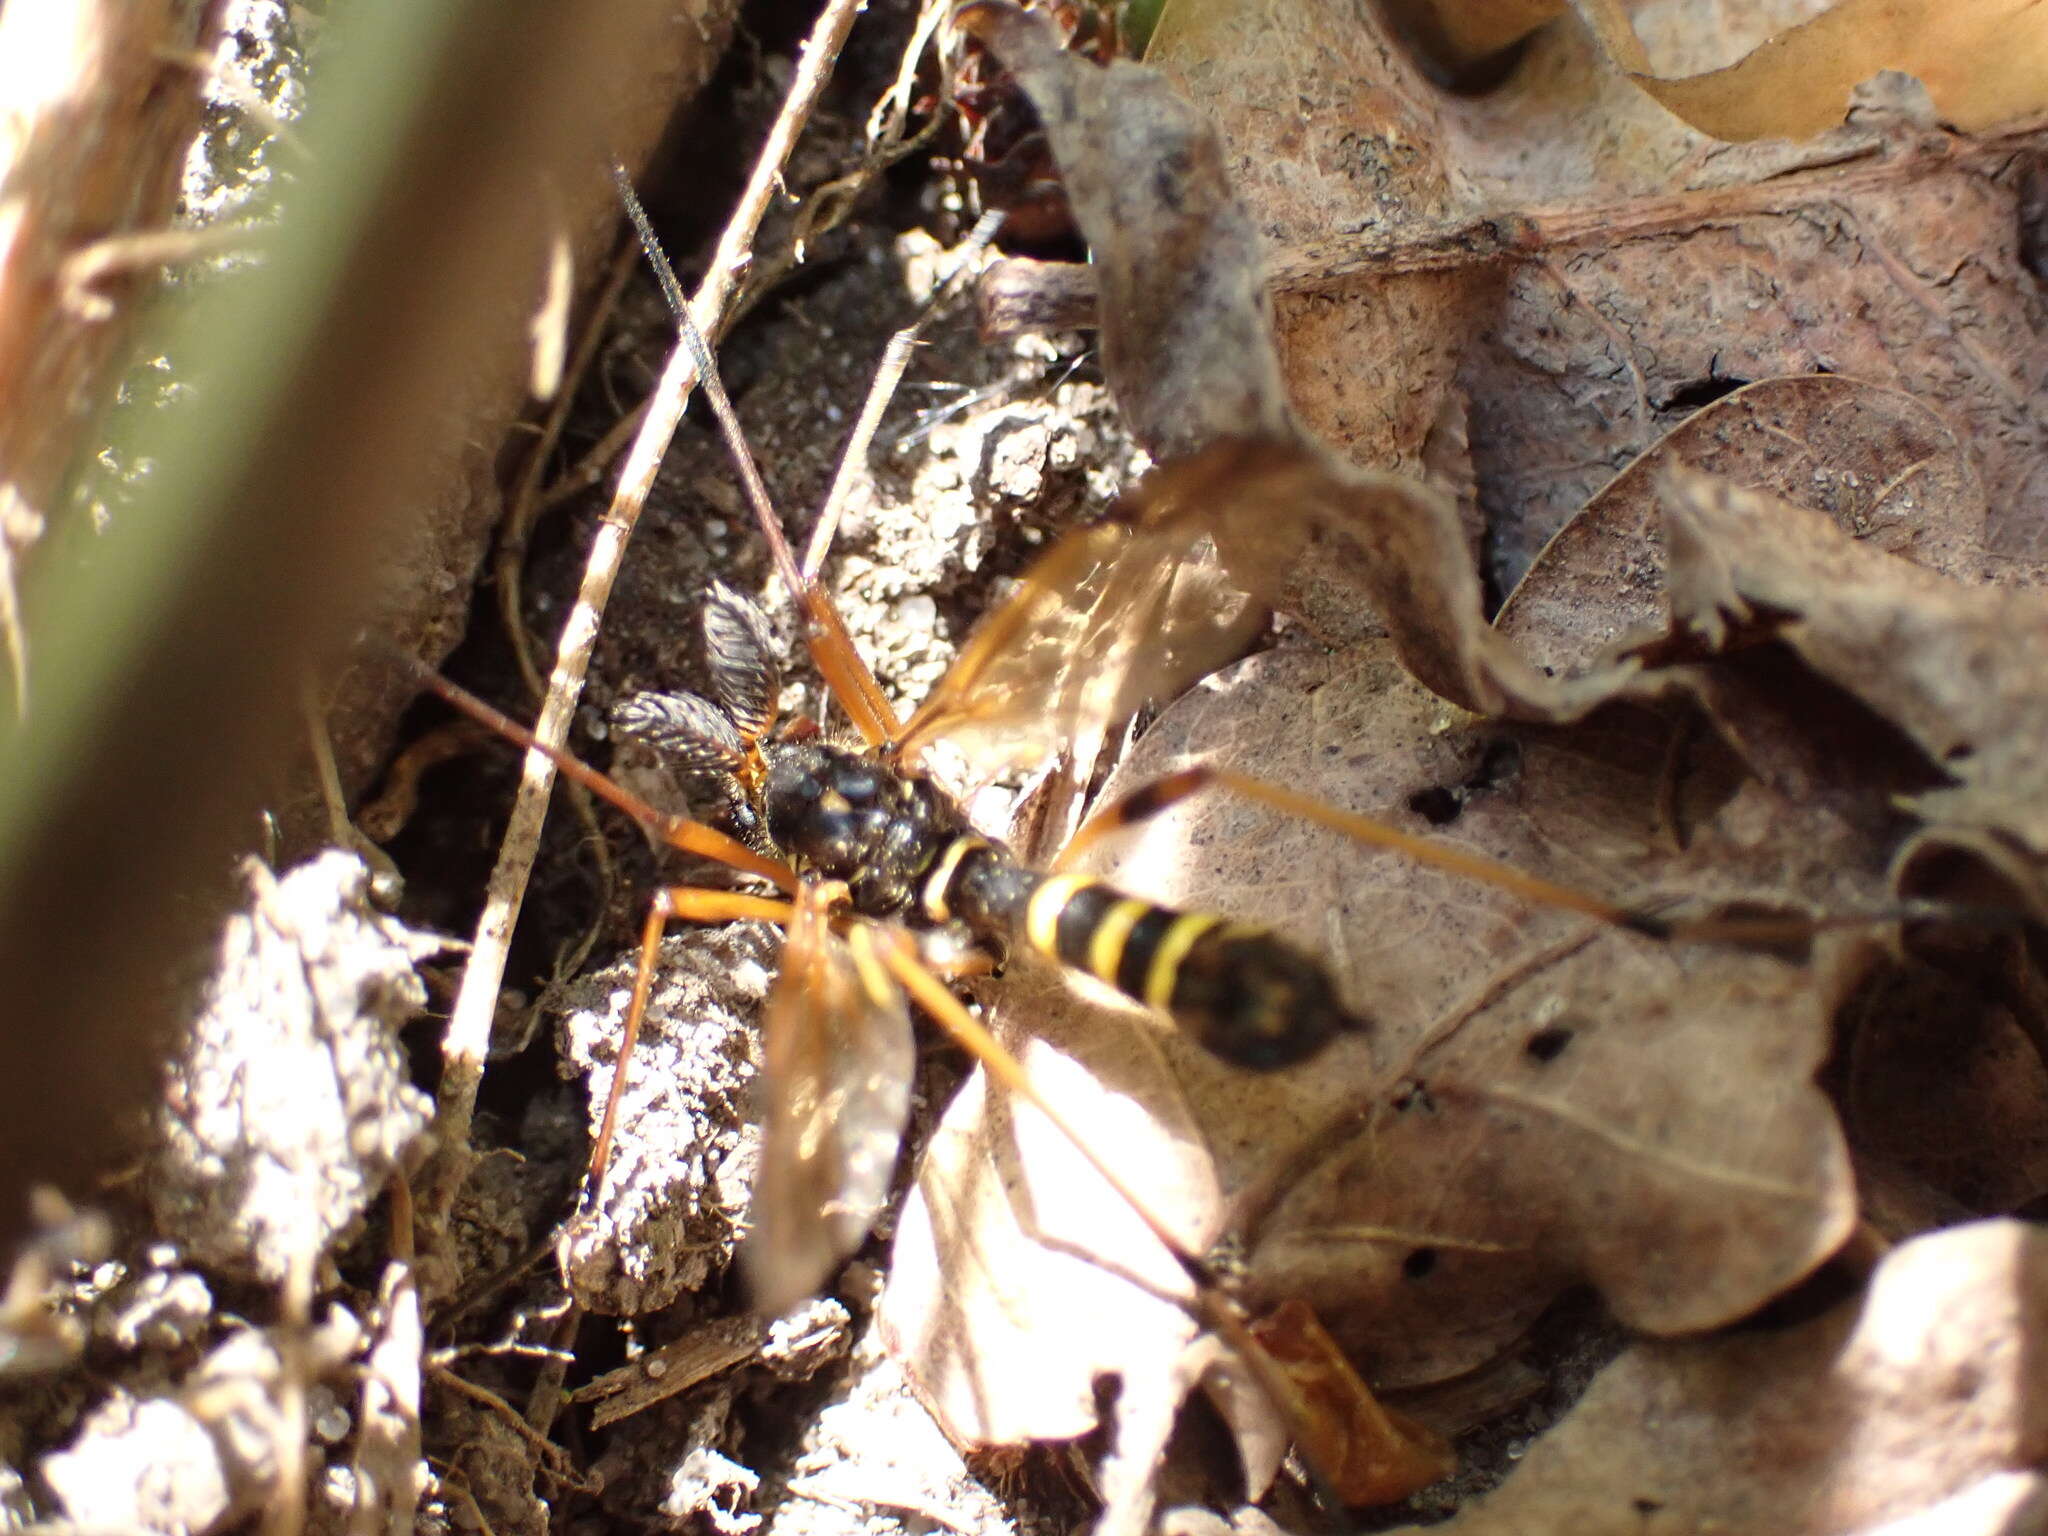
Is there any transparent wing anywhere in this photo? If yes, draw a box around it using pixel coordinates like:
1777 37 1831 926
897 439 1331 778
744 892 915 1317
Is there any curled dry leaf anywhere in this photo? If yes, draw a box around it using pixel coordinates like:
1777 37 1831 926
886 11 2048 1524
1118 438 1586 722
1385 1220 2048 1535
884 1018 1221 1536
1093 0 2048 589
1568 0 2048 142
884 640 1868 1467
1496 373 1997 678
938 10 1641 716
1467 146 2048 586
1832 950 2048 1230
952 0 1295 463
1636 465 2048 908
1391 0 2048 140
1249 1300 1456 1507
903 419 1636 799
1144 0 1502 536
965 0 2048 636
1508 433 2048 1233
955 3 1495 649
1373 0 1569 79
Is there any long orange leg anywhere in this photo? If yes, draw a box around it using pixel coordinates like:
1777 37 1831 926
1056 761 1962 948
681 302 901 746
585 886 799 1199
873 927 1198 1268
1056 762 1651 927
622 193 1004 755
407 661 796 894
871 929 1445 1509
400 658 806 1195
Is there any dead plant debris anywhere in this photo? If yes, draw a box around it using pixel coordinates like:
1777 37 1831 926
8 2 2048 1534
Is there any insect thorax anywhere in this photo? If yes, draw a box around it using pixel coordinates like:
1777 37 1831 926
759 740 981 918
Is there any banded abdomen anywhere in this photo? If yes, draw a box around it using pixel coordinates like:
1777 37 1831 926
931 838 1361 1070
758 738 1361 1070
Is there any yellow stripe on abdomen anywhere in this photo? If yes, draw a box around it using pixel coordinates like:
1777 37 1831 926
1025 873 1097 958
1086 897 1154 986
921 835 985 923
1142 913 1227 1010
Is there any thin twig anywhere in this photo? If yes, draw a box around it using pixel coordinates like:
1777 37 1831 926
495 235 640 703
521 1305 581 1441
490 234 640 989
803 208 1004 581
420 0 868 1254
298 674 402 894
868 0 950 148
978 120 2048 340
527 18 949 532
429 1367 586 1483
535 399 649 514
259 1251 315 1536
436 1476 501 1536
57 224 258 319
613 162 904 746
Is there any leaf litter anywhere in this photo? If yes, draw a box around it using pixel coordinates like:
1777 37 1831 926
12 2 2048 1533
890 1 2048 1531
1410 1219 2048 1536
1129 0 2048 591
1373 0 2048 141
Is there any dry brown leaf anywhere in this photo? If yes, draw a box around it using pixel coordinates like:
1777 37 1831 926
1470 155 2048 585
1373 0 1568 78
1382 1220 2048 1535
1496 373 1997 677
883 1019 1221 1536
884 639 1870 1469
919 12 1599 707
1832 953 2048 1227
973 0 2048 616
899 8 2048 1519
1126 438 1590 720
1512 449 2048 1226
1636 465 2048 900
953 1 1294 462
1249 1300 1456 1506
957 1 1490 664
1570 0 2048 142
1147 0 1464 244
1122 0 2048 587
1509 456 2048 1228
1146 0 1499 512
